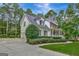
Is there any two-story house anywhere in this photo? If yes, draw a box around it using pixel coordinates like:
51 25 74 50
20 14 50 39
20 14 63 39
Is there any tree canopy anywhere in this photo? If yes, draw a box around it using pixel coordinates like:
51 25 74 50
45 10 57 18
57 4 79 40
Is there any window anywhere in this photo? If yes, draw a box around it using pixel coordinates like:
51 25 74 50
51 29 53 36
60 31 63 35
39 30 41 36
44 31 48 36
53 30 56 35
53 30 60 35
24 22 26 27
50 22 52 28
56 30 59 35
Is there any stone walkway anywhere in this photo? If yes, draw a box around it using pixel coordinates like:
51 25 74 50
35 41 72 46
0 39 69 56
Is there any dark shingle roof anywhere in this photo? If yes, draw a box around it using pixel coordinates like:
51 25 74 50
26 14 50 30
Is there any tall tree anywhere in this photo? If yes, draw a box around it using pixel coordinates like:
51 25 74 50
26 9 32 15
59 10 64 17
75 3 79 17
12 3 24 37
0 3 24 37
57 4 79 41
56 10 64 28
75 3 79 9
45 10 57 18
66 4 74 17
1 3 11 35
26 8 36 16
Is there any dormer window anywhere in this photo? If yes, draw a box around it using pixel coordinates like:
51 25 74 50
34 19 37 22
40 20 42 25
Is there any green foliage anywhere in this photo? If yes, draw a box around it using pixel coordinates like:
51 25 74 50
59 10 64 17
75 3 79 9
0 20 6 35
26 9 32 15
38 36 62 39
28 36 65 44
66 4 74 17
25 24 39 40
26 8 36 16
0 20 20 38
0 20 7 27
45 10 57 18
57 14 79 40
0 3 23 38
28 37 66 44
57 4 79 40
62 17 79 40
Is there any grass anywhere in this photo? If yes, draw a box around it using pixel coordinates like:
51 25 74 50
40 42 79 56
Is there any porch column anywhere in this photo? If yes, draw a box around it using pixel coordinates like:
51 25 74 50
40 29 44 36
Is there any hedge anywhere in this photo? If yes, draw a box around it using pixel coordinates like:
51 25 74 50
28 36 66 44
38 36 62 39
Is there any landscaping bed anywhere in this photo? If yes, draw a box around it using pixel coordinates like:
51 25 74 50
40 42 79 56
28 36 67 44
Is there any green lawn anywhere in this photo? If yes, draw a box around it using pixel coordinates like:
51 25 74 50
40 42 79 56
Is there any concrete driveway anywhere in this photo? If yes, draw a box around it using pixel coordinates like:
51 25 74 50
0 39 68 56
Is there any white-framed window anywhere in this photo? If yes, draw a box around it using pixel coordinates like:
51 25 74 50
39 30 41 36
51 29 53 36
44 31 48 36
24 21 26 27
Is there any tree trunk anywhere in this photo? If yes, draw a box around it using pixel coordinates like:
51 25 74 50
6 19 8 37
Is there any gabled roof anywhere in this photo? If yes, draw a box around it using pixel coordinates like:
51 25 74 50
21 14 59 30
26 14 50 30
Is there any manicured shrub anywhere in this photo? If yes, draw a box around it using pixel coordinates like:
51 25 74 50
0 34 7 38
38 36 62 39
28 37 66 44
38 36 52 38
53 36 62 39
25 24 39 42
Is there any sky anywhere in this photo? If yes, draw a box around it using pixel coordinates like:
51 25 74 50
19 3 69 14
